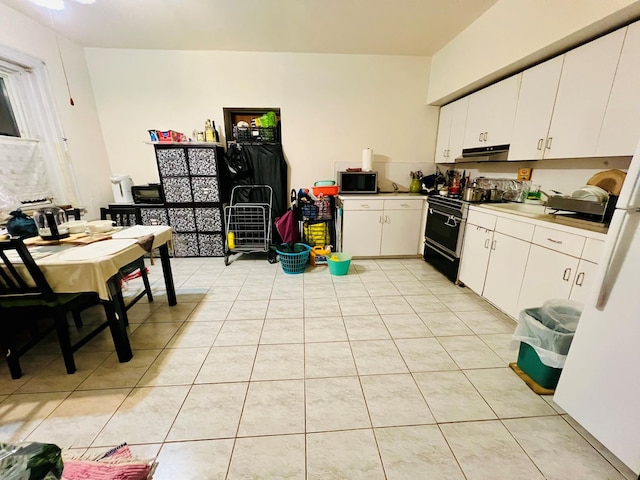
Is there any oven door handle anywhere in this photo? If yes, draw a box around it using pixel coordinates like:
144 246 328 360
444 215 458 228
429 208 463 225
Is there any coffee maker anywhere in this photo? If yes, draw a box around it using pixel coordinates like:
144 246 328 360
33 206 69 240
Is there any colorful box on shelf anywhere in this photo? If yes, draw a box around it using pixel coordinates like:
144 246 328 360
155 130 184 143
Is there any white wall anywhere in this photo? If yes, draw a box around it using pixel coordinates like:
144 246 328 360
428 0 640 104
84 48 437 190
0 3 113 220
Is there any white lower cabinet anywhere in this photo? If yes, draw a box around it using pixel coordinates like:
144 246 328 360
340 197 423 257
458 225 493 294
482 232 530 319
569 259 598 305
460 206 605 319
380 207 424 256
342 209 383 257
517 244 580 312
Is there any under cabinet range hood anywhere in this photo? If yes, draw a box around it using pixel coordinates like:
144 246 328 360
455 144 510 163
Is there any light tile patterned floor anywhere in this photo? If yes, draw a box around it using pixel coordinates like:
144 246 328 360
0 256 636 479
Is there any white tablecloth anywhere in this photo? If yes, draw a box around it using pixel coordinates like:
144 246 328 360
31 225 172 300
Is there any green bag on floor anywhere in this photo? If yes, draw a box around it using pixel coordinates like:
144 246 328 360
0 442 63 480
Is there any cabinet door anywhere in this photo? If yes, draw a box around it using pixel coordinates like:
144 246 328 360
546 29 625 159
380 208 423 256
458 225 493 295
448 97 469 161
508 56 563 161
464 75 521 148
482 232 530 319
434 103 454 164
596 21 640 156
517 244 579 312
569 259 598 305
342 210 383 256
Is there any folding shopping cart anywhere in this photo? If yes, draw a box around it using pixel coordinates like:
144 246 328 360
223 185 276 266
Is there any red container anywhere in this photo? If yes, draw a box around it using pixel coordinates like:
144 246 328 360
313 186 339 197
157 130 182 142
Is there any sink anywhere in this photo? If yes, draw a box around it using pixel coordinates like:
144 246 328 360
481 202 547 215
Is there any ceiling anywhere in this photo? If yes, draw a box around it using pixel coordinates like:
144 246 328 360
0 0 499 56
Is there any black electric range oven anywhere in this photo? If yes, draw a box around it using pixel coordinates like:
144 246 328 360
423 195 469 282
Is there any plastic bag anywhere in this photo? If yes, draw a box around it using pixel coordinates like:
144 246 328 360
223 144 249 179
512 299 583 368
0 441 63 479
6 209 38 239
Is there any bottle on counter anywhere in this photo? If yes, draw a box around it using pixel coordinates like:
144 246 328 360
204 119 215 142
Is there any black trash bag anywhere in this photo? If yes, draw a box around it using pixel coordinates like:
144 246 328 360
224 144 250 180
6 209 38 239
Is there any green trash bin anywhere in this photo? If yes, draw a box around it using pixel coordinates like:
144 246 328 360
512 299 582 389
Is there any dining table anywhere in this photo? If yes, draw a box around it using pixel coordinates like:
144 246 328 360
21 224 177 363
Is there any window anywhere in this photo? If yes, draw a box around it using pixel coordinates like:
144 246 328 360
0 46 81 219
0 77 19 137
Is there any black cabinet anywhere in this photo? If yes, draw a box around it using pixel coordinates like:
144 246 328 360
150 143 231 257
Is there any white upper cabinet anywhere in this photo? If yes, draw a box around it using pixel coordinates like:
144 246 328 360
435 97 469 164
434 103 454 163
545 28 625 159
463 74 521 149
508 56 564 161
596 21 640 157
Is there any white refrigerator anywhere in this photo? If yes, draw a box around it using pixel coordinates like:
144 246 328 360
554 142 640 475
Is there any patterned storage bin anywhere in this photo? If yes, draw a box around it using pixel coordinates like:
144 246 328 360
187 148 218 175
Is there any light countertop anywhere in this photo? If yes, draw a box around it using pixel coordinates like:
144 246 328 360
471 203 608 239
338 193 427 200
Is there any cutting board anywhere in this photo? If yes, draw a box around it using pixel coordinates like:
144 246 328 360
24 234 112 246
586 169 626 196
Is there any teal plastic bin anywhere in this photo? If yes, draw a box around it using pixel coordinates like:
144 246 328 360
327 253 352 275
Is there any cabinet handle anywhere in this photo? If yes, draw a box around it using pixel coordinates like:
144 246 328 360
379 216 383 223
491 239 496 250
361 204 370 208
478 132 483 142
400 204 410 208
447 149 450 157
385 216 391 224
537 138 543 150
483 132 488 142
484 238 490 249
547 238 562 244
545 137 553 149
575 272 585 286
563 268 572 281
443 149 447 157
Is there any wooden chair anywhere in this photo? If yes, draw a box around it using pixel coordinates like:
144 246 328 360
64 207 81 221
100 207 154 311
0 238 126 379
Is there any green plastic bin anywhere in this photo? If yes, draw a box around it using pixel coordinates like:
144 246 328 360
517 342 563 390
327 253 352 275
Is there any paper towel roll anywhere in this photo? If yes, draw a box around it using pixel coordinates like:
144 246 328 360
362 148 373 171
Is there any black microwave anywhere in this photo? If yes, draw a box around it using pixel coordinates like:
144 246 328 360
338 171 378 194
131 184 164 204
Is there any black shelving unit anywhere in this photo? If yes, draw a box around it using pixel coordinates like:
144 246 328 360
150 143 231 257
